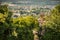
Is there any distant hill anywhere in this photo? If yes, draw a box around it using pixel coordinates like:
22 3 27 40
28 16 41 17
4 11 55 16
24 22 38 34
0 0 60 5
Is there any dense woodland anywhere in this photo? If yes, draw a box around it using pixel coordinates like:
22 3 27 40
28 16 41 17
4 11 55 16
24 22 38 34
0 4 60 40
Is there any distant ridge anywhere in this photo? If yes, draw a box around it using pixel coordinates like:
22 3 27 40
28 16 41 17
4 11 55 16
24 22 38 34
0 0 60 5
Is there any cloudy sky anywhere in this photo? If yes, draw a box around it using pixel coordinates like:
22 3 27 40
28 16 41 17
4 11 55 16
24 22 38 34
0 0 60 5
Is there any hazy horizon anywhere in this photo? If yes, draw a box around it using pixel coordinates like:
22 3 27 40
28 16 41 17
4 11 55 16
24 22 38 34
0 0 60 6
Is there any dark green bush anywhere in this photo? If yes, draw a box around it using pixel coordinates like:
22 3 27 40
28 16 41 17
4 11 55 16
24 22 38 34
42 28 60 40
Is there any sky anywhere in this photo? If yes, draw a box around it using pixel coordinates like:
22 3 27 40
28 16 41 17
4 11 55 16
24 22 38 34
0 0 60 5
0 0 60 1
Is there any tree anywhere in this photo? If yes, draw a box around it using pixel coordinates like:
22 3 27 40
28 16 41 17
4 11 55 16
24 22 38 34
42 4 60 40
11 15 39 40
0 5 14 40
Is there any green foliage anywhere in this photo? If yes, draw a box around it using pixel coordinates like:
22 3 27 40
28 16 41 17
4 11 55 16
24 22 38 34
0 5 9 40
1 4 60 40
42 4 60 40
12 15 39 40
0 5 39 40
0 5 8 14
43 28 60 40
